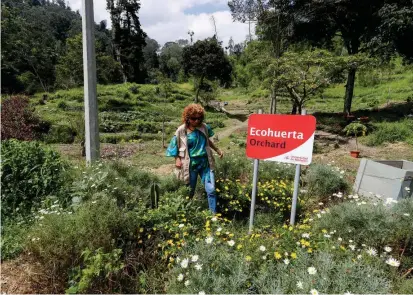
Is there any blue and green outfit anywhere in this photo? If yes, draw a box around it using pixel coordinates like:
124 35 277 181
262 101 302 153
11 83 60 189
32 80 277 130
166 125 217 213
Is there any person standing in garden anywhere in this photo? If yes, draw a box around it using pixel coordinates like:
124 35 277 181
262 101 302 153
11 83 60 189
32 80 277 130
166 103 224 213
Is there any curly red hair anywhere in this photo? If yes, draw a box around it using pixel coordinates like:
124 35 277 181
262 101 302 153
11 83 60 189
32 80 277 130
181 103 205 125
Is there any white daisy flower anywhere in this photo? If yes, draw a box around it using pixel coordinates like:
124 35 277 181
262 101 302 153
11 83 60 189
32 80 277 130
283 258 290 265
217 227 222 232
191 255 199 262
262 255 267 260
317 214 322 218
205 236 213 244
259 245 266 252
310 289 319 295
357 255 362 260
194 263 203 270
184 280 191 287
324 234 331 238
349 245 356 251
180 258 189 268
296 281 303 289
384 246 392 253
338 237 343 242
199 291 206 295
177 274 184 281
366 247 377 256
178 224 184 228
302 233 310 238
211 217 217 222
385 257 400 267
227 240 235 247
307 266 317 275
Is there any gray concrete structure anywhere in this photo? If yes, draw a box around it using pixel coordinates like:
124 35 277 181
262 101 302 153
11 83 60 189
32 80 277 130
82 0 100 163
354 159 413 200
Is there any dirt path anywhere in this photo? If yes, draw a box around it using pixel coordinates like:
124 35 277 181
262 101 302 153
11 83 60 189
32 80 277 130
215 118 248 140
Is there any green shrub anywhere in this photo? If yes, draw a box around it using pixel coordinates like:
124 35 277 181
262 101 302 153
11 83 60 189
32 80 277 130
1 96 42 141
215 154 252 181
67 248 124 294
99 98 134 112
312 198 413 251
57 101 69 110
173 93 188 101
366 120 413 146
165 243 391 294
396 278 413 294
368 98 380 108
129 85 139 94
0 219 28 260
99 119 123 133
206 119 225 129
260 162 296 182
1 140 69 217
44 124 76 144
358 69 381 87
304 164 349 198
136 120 160 133
26 196 143 290
216 177 294 218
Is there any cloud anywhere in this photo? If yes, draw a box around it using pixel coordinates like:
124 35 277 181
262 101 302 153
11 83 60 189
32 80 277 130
66 0 254 47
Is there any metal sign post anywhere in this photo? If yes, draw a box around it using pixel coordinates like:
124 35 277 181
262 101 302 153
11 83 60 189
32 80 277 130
290 109 307 225
248 109 262 234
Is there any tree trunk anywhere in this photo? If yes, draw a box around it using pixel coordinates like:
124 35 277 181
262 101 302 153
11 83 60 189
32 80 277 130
343 38 360 115
291 103 297 114
344 68 356 115
269 88 277 114
195 75 204 103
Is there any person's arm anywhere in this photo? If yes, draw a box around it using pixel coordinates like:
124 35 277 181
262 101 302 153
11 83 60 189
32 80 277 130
208 138 223 158
166 136 182 167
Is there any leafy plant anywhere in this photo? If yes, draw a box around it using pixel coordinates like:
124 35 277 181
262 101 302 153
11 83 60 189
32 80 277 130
303 164 349 200
343 122 367 151
66 248 124 294
1 96 42 140
1 140 68 217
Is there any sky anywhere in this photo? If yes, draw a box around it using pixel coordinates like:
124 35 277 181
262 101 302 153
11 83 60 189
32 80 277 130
66 0 254 48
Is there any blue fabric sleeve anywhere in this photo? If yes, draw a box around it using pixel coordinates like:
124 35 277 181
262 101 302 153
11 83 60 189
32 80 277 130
206 124 214 137
166 136 178 157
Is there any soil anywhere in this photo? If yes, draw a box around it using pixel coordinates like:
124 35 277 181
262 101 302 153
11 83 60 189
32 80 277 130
0 255 62 294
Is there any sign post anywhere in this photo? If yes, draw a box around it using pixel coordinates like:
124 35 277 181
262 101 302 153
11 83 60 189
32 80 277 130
246 111 316 231
248 109 262 235
290 109 307 225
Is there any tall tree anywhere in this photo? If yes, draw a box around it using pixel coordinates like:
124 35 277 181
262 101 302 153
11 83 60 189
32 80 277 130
262 50 352 114
106 0 147 83
228 0 261 42
55 34 123 89
159 42 183 81
291 0 413 114
182 37 233 103
143 37 160 79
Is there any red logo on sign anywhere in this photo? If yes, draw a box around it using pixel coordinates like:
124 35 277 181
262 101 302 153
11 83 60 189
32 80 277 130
246 114 316 162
